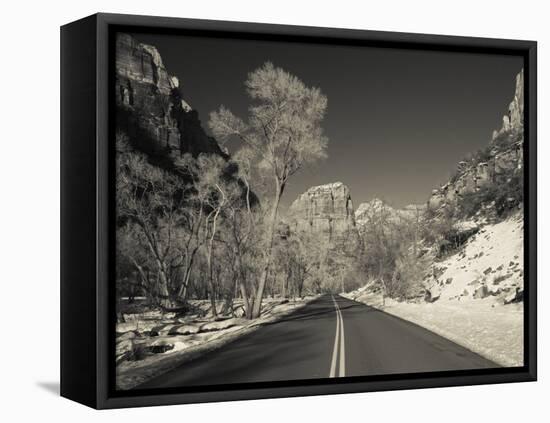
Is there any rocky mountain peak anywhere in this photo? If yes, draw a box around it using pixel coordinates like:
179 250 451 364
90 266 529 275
428 69 524 212
290 182 354 221
355 198 424 228
288 182 359 247
492 69 524 141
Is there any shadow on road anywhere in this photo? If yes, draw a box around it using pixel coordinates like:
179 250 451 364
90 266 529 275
266 301 373 325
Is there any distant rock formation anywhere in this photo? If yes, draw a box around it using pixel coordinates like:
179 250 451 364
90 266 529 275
289 182 360 249
115 33 225 164
355 199 425 228
428 69 524 211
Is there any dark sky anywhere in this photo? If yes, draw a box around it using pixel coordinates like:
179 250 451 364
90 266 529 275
131 32 523 210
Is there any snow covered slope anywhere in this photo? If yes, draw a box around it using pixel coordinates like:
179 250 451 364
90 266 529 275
426 212 524 304
343 212 524 366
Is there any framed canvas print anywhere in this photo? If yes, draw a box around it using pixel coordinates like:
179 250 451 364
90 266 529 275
60 13 537 409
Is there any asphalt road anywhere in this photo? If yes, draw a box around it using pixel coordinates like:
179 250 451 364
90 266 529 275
137 294 498 389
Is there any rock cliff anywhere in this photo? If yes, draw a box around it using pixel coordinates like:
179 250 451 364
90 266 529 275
288 182 360 249
492 69 524 141
115 33 225 164
428 69 524 211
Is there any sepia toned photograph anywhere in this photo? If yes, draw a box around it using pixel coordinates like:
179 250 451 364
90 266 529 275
113 30 526 391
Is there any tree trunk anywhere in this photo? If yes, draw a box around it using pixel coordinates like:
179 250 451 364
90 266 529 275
284 267 292 299
130 258 151 300
234 254 250 319
379 276 387 307
252 186 282 318
156 262 172 308
239 282 252 319
209 280 218 318
177 261 194 302
206 250 218 318
139 224 173 308
207 206 222 319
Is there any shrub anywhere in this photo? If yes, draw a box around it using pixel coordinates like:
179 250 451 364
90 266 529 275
458 170 523 219
492 129 522 152
494 173 523 216
437 226 479 258
473 145 492 164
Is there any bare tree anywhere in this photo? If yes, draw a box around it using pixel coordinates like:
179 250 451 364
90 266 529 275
116 135 184 308
217 150 265 319
357 202 399 302
201 156 229 318
209 62 328 317
176 153 241 317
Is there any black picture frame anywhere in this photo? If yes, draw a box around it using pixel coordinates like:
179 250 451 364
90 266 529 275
60 12 537 409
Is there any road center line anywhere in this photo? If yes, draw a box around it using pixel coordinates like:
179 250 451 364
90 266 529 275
330 295 346 377
338 298 346 377
329 295 340 377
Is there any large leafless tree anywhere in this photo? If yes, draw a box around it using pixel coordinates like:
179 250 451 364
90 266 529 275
209 62 328 317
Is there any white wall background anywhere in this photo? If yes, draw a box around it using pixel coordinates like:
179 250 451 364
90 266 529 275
1 0 546 420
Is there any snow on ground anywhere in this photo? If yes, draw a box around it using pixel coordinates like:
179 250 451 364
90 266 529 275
342 213 524 367
116 296 318 390
347 293 523 367
427 213 524 303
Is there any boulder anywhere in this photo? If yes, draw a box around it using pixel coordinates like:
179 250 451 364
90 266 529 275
473 285 489 299
148 339 175 354
488 286 503 296
115 339 134 364
168 324 200 336
116 330 138 341
200 318 239 332
150 324 175 336
232 306 246 318
504 287 524 304
424 286 441 303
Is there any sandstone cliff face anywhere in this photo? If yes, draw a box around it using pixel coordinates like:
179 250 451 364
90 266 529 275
115 33 224 163
289 182 360 248
428 69 524 211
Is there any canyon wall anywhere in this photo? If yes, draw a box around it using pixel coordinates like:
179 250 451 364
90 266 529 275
115 33 225 163
428 70 524 211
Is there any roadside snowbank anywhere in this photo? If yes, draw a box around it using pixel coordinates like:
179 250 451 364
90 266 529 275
341 291 523 367
342 213 524 367
116 296 318 390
